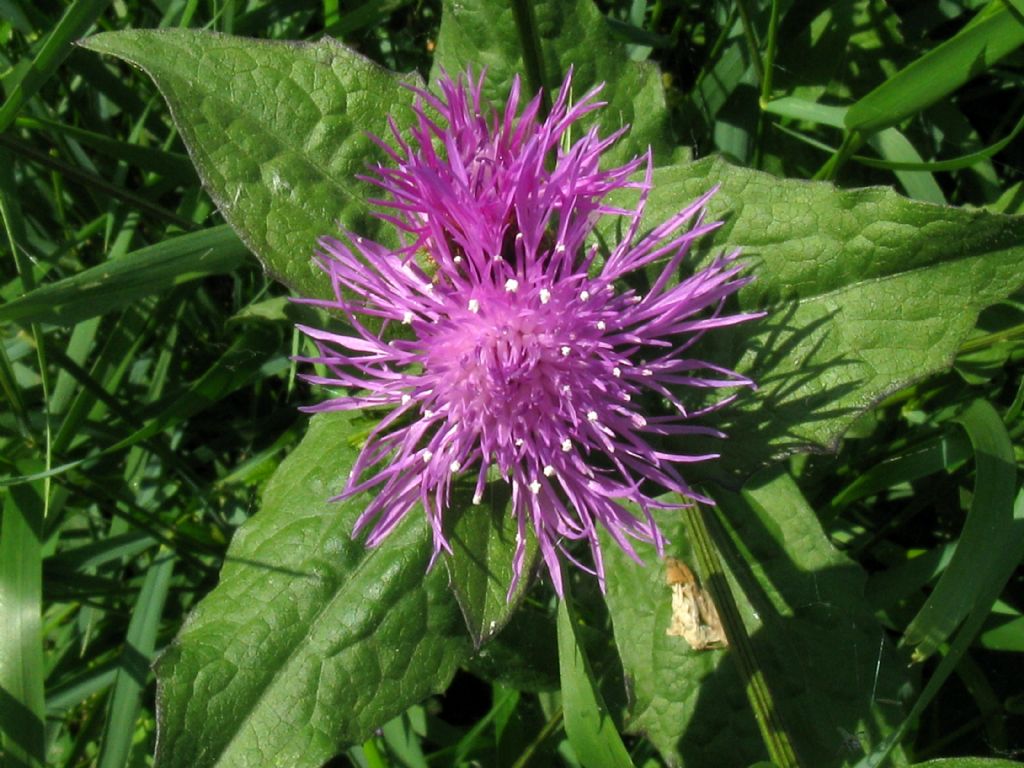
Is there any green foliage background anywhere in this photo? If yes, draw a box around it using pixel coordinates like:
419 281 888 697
1 1 1024 767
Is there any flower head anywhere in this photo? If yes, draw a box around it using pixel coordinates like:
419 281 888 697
298 70 759 595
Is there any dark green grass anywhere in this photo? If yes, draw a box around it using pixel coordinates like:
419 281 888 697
1 1 1022 766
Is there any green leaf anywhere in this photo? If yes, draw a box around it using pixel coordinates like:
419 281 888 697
844 1 1024 136
465 602 560 692
558 592 636 768
902 400 1020 660
604 512 759 768
431 0 673 164
616 156 1024 476
444 483 538 647
80 30 422 300
153 412 470 768
603 471 910 768
0 226 248 327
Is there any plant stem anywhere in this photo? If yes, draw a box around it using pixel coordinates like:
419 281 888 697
759 0 780 108
511 0 551 116
814 131 863 181
958 321 1024 353
684 501 802 768
510 707 564 768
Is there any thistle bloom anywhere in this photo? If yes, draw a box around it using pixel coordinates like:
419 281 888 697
298 71 759 595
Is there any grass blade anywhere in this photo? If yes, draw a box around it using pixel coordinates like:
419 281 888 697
855 488 1024 768
0 480 46 768
0 0 113 132
829 432 972 510
763 96 846 128
781 112 1024 173
844 1 1024 136
15 116 196 183
104 322 280 454
905 397 1015 663
46 661 119 716
866 129 945 203
0 133 197 230
0 226 248 327
901 399 1021 660
97 550 174 768
557 588 636 768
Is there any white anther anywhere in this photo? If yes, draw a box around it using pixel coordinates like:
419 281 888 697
422 450 433 463
597 320 606 330
515 438 524 447
560 346 571 357
449 460 461 472
515 232 523 241
632 294 643 303
587 410 599 422
554 242 566 253
505 278 520 293
468 298 480 313
580 290 590 301
562 384 571 394
612 367 622 377
473 492 483 505
623 393 632 402
401 394 412 405
453 255 462 264
561 438 572 452
424 409 435 418
539 289 551 304
543 465 555 477
424 283 434 293
402 311 414 324
642 368 653 377
529 480 541 494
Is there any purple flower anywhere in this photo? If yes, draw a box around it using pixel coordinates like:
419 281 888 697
298 71 759 596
